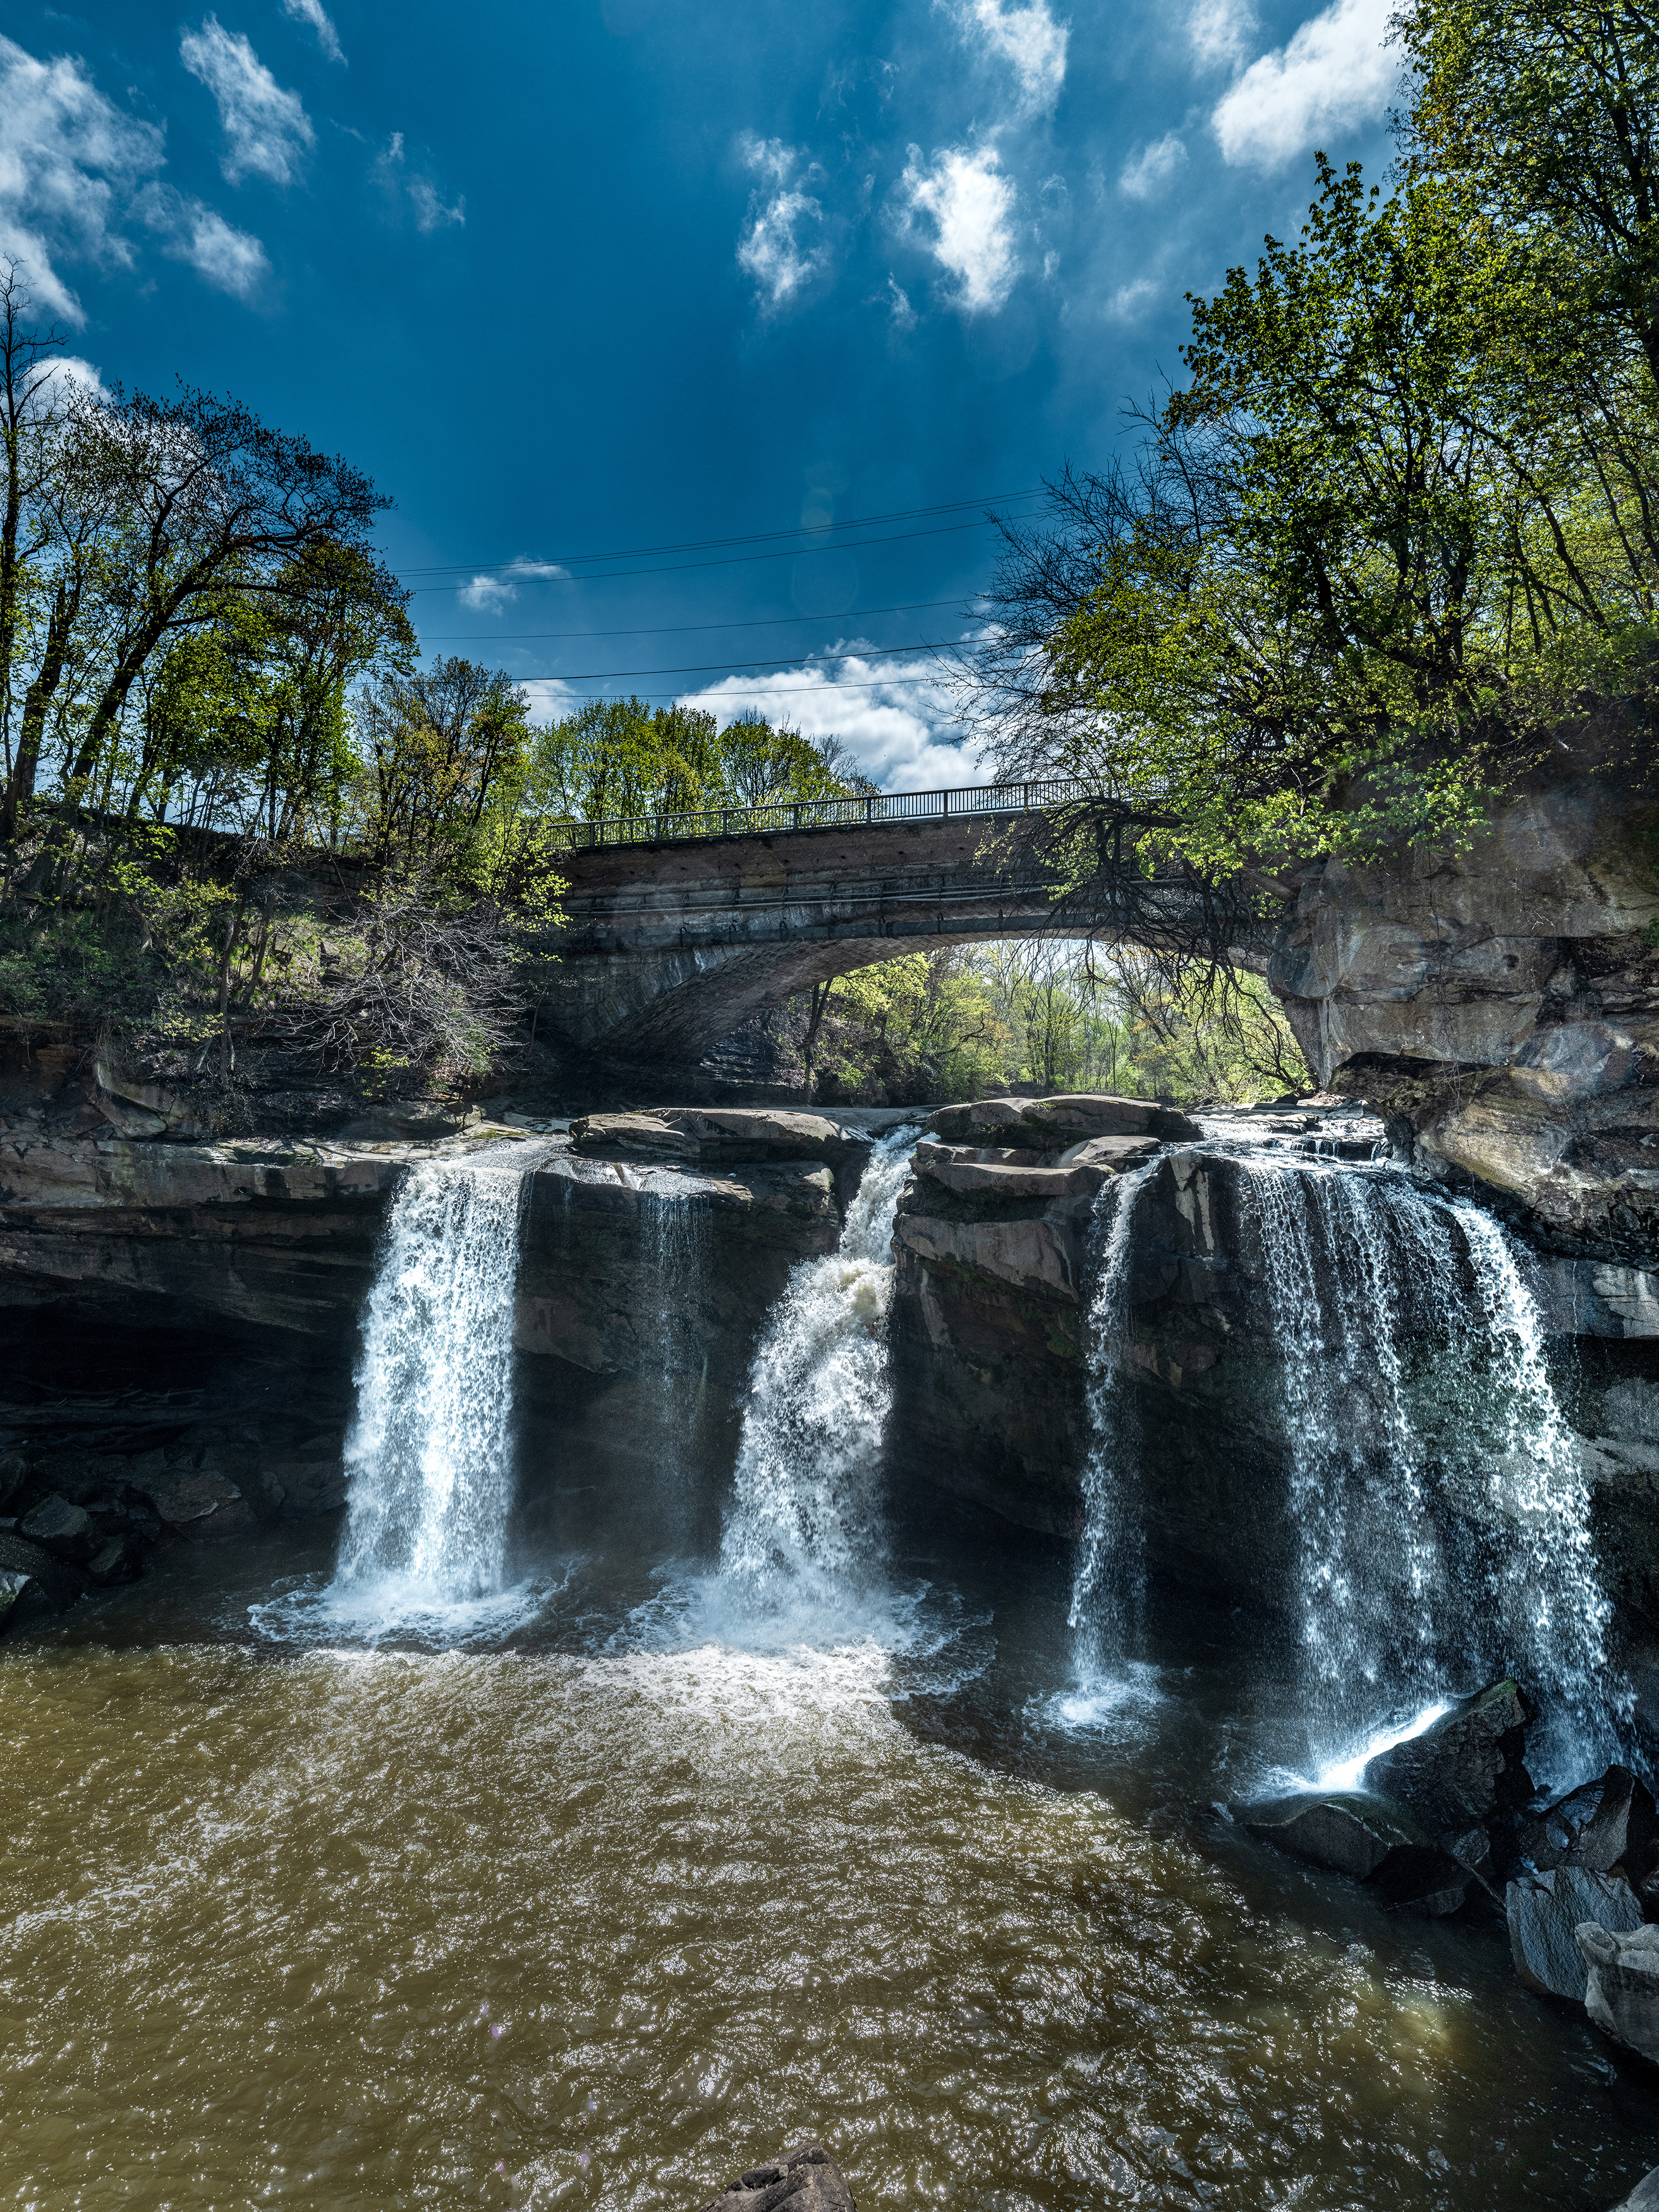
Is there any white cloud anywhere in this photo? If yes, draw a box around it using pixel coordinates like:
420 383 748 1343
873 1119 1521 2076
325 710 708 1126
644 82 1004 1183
522 678 581 724
1213 0 1396 168
677 650 980 793
281 0 345 65
1106 275 1158 320
31 351 106 406
951 0 1068 116
0 34 265 318
179 18 313 187
899 145 1018 315
0 35 160 321
135 183 271 298
458 557 570 612
734 138 830 310
409 177 465 231
734 130 795 187
1189 0 1256 69
884 274 917 331
374 133 465 233
1119 132 1188 200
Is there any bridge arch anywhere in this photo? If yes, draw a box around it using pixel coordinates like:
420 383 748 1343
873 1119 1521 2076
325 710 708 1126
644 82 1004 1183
538 803 1220 1064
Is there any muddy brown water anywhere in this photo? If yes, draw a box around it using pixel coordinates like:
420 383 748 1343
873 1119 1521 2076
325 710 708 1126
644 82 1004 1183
3 1512 1657 2211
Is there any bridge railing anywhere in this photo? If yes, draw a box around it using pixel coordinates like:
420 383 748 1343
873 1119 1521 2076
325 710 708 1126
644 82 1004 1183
544 775 1157 850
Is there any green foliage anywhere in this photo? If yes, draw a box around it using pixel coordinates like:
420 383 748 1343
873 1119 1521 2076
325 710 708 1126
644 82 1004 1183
978 9 1659 884
799 942 1310 1106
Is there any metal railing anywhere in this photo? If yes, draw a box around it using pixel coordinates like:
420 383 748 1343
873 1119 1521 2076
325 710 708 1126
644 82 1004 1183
545 775 1155 851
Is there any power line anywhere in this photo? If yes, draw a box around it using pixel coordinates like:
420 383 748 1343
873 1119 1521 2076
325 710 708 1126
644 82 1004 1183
494 641 960 684
519 671 961 702
414 594 984 643
404 510 1040 593
399 487 1045 577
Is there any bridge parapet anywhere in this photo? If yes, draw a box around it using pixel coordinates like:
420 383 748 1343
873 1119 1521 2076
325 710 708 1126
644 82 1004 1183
545 774 1162 851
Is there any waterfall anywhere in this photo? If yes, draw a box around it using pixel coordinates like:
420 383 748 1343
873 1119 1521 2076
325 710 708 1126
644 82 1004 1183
1070 1162 1159 1673
1243 1162 1447 1735
642 1185 708 1528
1242 1158 1617 1766
335 1158 523 1602
717 1125 917 1617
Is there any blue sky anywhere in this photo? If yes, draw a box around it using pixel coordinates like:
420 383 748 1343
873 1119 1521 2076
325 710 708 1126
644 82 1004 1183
2 0 1398 788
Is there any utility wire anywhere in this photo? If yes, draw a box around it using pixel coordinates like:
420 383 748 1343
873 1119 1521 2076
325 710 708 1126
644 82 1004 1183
492 640 959 684
404 511 1038 592
399 487 1044 576
415 594 983 642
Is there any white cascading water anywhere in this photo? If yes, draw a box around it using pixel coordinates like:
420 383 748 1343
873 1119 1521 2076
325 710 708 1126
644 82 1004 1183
1241 1158 1617 1768
1069 1162 1160 1674
334 1158 523 1602
717 1125 917 1618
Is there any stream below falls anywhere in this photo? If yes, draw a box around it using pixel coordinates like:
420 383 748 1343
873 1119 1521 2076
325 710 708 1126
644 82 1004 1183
2 1133 1656 2209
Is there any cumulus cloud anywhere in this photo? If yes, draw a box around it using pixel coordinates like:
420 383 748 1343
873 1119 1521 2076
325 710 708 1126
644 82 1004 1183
281 0 345 64
1213 0 1396 168
0 35 159 320
681 652 977 793
1189 0 1256 69
374 133 465 232
458 557 569 613
950 0 1068 116
180 18 313 187
1119 133 1188 200
899 145 1018 315
135 182 271 297
734 134 829 310
0 33 266 318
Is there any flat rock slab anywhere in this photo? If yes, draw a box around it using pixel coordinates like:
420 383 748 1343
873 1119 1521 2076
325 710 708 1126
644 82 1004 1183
1238 1790 1471 1913
1581 1920 1659 2060
700 2141 853 2212
1507 1865 1643 2000
923 1093 1198 1148
1615 2167 1659 2211
570 1109 861 1167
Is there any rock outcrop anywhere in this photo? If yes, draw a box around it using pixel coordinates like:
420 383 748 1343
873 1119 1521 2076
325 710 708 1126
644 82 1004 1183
699 2142 854 2212
1579 1919 1659 2060
1265 767 1659 1261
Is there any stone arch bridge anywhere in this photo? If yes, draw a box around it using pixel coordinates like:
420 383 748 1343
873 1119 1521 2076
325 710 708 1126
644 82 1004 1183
537 781 1225 1064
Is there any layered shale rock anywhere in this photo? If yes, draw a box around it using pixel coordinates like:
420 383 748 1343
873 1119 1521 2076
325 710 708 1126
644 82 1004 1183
1266 762 1659 1261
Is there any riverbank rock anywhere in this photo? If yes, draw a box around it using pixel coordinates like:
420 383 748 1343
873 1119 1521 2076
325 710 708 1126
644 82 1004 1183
1237 1790 1472 1912
1519 1765 1659 1901
1362 1681 1536 1861
700 2142 853 2212
1507 1865 1644 1999
923 1093 1199 1147
1613 2166 1659 2209
569 1107 863 1170
1579 1920 1659 2060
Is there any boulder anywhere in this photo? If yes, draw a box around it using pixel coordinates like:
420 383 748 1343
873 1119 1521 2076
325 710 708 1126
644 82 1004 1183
0 1529 86 1617
1613 2166 1659 2211
1522 1765 1659 1897
1579 1919 1659 2061
923 1093 1199 1148
700 2141 853 2212
18 1493 94 1560
1362 1679 1535 1840
87 1533 145 1586
0 1567 56 1634
570 1108 860 1168
127 1464 256 1540
1507 1865 1643 1999
1237 1790 1472 1914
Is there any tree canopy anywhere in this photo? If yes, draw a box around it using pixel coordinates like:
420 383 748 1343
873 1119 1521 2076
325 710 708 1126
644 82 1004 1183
971 0 1659 887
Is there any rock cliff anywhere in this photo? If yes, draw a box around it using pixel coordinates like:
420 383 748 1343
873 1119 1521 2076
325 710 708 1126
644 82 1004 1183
1266 765 1659 1262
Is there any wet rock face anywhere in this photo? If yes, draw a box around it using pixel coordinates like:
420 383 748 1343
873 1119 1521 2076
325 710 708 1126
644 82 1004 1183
1267 770 1659 1260
700 2142 854 2212
1581 1921 1659 2062
1237 1791 1473 1914
1509 1866 1644 2000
